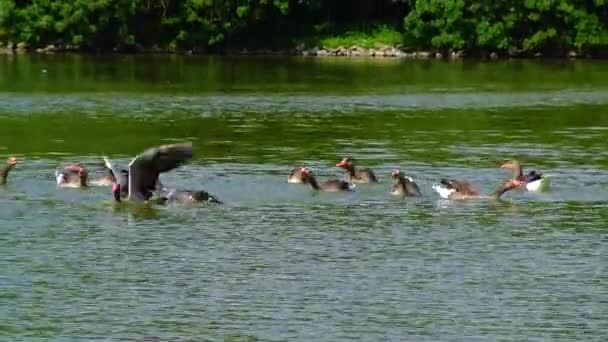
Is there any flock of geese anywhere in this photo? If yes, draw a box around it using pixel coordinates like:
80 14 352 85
0 142 550 205
1 142 222 205
288 156 549 200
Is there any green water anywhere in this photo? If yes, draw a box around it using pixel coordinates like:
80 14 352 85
1 54 607 341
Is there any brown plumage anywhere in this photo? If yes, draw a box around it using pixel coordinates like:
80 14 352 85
437 178 522 200
0 156 17 185
501 159 543 183
287 167 305 183
440 178 479 196
336 156 378 183
391 169 422 197
56 164 88 188
298 167 354 192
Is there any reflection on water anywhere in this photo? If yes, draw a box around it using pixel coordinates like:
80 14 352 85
0 56 607 341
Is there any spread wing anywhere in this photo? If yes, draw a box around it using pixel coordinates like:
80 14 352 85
127 143 193 202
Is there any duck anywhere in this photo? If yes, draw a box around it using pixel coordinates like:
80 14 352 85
336 156 378 183
501 159 549 191
55 164 88 188
432 177 522 200
0 156 17 185
390 169 422 197
287 167 305 183
298 167 355 192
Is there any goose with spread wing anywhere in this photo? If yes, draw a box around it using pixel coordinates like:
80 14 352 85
107 143 221 204
108 143 193 203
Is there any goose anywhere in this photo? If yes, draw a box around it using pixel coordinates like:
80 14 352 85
288 167 305 183
336 156 378 183
432 178 522 200
106 143 221 204
0 156 17 185
107 143 193 202
298 167 355 192
501 159 549 191
55 164 88 188
390 169 422 197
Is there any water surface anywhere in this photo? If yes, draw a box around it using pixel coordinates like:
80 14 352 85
0 55 607 341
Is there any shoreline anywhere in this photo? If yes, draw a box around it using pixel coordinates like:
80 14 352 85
0 42 588 60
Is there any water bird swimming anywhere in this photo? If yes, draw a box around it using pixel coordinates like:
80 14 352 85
336 156 378 183
56 161 123 188
0 156 17 185
106 142 193 203
501 159 549 191
298 167 355 192
432 177 522 200
55 164 89 188
287 167 306 183
390 169 422 197
107 142 221 204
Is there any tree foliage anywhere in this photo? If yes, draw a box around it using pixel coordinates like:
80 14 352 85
0 0 607 56
404 0 608 56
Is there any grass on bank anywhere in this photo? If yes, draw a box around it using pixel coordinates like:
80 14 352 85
292 23 404 50
316 25 403 49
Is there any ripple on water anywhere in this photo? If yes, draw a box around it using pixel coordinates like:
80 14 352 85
2 90 608 117
2 68 608 339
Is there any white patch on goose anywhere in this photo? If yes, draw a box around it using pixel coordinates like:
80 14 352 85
526 177 550 192
287 176 303 184
55 170 65 185
432 184 456 199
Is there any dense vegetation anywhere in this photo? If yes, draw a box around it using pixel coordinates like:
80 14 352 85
1 0 608 57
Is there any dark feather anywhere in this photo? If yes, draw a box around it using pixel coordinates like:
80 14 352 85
128 143 194 202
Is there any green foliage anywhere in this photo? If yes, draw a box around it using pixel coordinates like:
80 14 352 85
0 0 607 56
0 0 307 50
404 0 608 56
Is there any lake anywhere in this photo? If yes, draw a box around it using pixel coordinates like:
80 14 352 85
1 54 607 341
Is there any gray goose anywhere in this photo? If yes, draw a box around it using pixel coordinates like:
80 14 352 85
106 143 221 204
